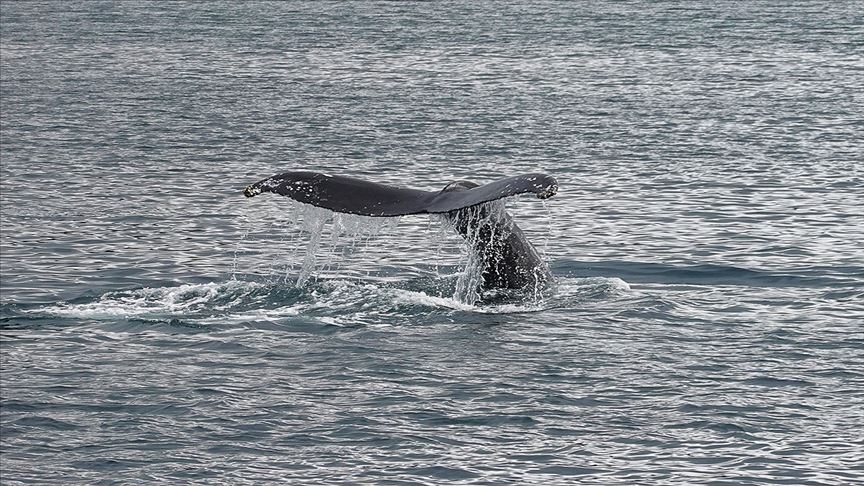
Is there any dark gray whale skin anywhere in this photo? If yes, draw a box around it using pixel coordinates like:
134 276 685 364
244 171 557 290
439 180 552 290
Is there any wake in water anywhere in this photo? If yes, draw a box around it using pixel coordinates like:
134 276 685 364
30 277 630 329
19 197 630 325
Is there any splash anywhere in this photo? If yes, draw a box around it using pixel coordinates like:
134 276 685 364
36 281 270 320
443 201 512 303
440 197 554 304
236 199 401 287
28 276 630 331
237 197 558 306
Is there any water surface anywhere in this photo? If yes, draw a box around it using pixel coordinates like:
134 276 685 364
1 1 863 484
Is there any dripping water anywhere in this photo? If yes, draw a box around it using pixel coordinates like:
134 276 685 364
444 200 512 304
237 197 552 305
237 199 403 286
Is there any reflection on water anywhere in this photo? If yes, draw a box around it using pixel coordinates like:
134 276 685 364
1 1 862 484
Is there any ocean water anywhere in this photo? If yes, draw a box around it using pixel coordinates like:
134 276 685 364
1 1 863 484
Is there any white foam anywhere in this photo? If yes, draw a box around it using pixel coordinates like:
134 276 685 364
194 305 305 326
390 288 552 314
557 276 631 294
35 281 264 320
32 276 631 324
391 289 477 311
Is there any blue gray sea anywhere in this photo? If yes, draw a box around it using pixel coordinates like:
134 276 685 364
1 2 863 484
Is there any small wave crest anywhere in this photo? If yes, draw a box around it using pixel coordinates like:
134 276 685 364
389 276 628 314
557 276 631 295
28 275 629 328
34 280 278 320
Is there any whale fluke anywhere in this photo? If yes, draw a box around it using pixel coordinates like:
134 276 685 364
244 171 557 217
243 170 558 293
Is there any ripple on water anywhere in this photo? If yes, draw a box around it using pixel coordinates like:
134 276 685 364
2 1 863 484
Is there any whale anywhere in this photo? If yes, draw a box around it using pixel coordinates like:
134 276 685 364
244 171 558 291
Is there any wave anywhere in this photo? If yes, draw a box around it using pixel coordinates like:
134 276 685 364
4 276 630 332
554 260 863 288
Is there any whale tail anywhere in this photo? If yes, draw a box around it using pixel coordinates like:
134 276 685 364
243 171 557 217
243 171 557 291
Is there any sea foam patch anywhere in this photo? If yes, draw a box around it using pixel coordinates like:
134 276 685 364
30 276 630 325
35 281 266 320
